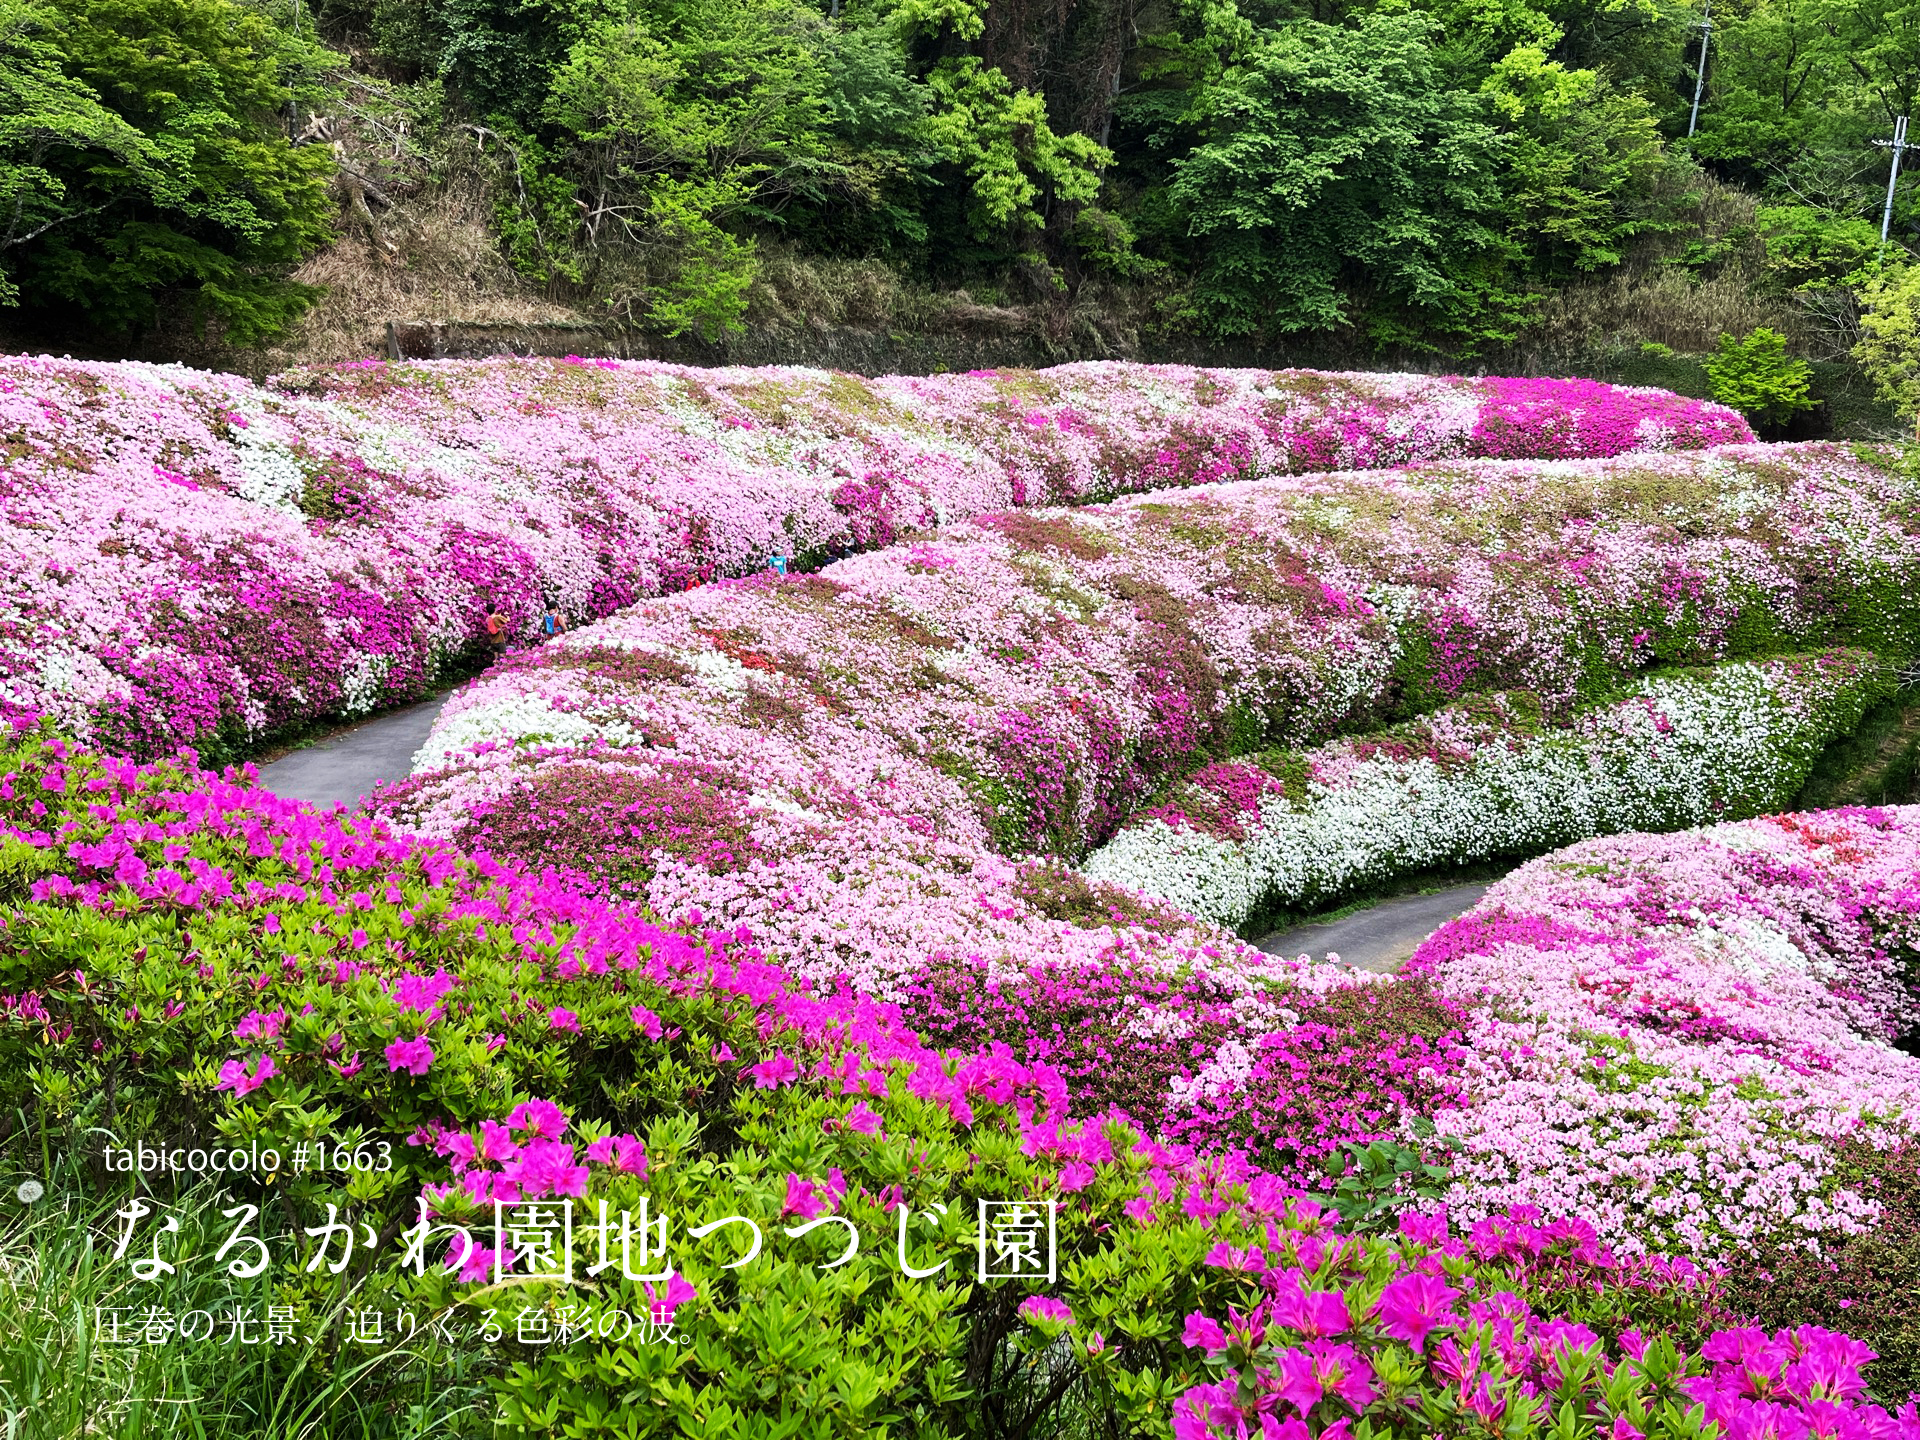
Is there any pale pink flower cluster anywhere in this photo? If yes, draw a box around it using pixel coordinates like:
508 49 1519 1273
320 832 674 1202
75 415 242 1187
0 353 1745 754
1411 808 1920 1258
384 442 1914 1021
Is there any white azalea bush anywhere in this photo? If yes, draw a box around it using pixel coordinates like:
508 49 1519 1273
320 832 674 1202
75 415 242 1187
1082 652 1891 931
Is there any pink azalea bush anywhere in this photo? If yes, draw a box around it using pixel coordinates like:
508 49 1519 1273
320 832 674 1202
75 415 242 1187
380 442 1919 1010
0 720 1670 1433
0 355 1747 757
361 439 1920 1261
2 712 1917 1427
1408 807 1920 1258
15 343 1920 1431
1169 1206 1920 1440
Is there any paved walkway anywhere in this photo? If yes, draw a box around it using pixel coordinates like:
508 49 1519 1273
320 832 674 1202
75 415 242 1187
1254 882 1491 973
253 696 448 811
249 688 1497 960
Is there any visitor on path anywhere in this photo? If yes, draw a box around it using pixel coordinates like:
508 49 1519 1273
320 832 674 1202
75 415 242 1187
485 607 509 652
540 604 565 638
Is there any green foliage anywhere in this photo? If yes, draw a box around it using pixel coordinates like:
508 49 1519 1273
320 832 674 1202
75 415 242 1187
431 0 603 126
1691 0 1920 175
1303 1137 1454 1231
640 190 758 340
1758 205 1886 291
489 0 949 335
1153 12 1530 349
0 0 152 306
1482 46 1685 279
8 0 1920 360
535 0 842 333
0 1174 494 1436
0 0 333 339
922 56 1109 244
1703 326 1817 427
1856 265 1920 422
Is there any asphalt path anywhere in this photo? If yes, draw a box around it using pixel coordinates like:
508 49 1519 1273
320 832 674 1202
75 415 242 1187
1254 882 1492 973
249 689 1495 965
253 695 449 811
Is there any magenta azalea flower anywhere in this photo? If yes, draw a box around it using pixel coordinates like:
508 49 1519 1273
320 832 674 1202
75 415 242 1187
444 1238 511 1284
216 1053 277 1097
1017 1296 1074 1327
232 1008 285 1043
1058 1161 1095 1192
629 1004 664 1039
1270 1347 1323 1414
781 1173 823 1221
385 1035 434 1076
506 1098 567 1139
1375 1272 1459 1351
643 1272 697 1323
478 1119 519 1162
1182 1313 1229 1353
1268 1272 1351 1339
504 1138 590 1198
584 1133 649 1177
749 1051 797 1087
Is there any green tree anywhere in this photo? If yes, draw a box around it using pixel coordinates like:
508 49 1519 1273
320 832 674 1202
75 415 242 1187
886 0 1110 280
1757 202 1884 289
1691 0 1845 169
1482 43 1684 279
5 0 334 340
1156 10 1529 348
921 55 1109 243
1693 0 1920 200
791 12 936 253
0 0 156 304
431 0 602 125
539 0 840 336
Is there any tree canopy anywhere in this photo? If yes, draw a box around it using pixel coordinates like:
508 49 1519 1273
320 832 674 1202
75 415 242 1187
4 0 1919 353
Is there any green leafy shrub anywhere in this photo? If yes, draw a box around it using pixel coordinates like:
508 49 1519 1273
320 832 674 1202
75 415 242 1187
1727 1139 1920 1405
1757 205 1884 292
1304 1137 1455 1231
1703 327 1816 430
1857 266 1920 426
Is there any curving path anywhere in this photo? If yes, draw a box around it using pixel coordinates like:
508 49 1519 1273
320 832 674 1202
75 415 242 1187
253 695 449 811
1254 883 1491 973
252 691 1494 967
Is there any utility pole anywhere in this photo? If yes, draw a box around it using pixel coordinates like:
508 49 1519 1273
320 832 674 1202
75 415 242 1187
1687 1 1712 138
1875 115 1914 243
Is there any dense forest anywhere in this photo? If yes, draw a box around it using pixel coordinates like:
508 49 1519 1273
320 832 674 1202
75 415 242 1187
5 0 1920 413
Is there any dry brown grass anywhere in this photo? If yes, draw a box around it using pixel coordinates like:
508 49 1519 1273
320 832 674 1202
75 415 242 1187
747 250 906 331
1522 266 1803 359
1513 169 1806 366
257 186 585 371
